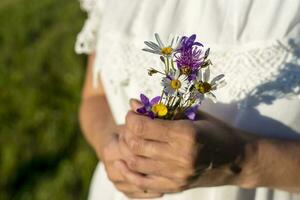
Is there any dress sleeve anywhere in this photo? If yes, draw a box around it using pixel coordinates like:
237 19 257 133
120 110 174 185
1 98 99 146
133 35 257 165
75 0 104 54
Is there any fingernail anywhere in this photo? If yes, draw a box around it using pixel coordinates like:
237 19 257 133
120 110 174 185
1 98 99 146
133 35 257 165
129 99 137 107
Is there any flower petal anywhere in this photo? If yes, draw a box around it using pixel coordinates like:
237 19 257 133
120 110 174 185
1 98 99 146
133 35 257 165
211 79 227 90
203 67 210 82
205 92 217 103
185 105 199 120
137 107 147 114
148 111 155 119
150 96 161 105
155 33 165 48
194 42 203 47
211 74 225 85
142 48 161 55
140 94 150 105
144 41 160 51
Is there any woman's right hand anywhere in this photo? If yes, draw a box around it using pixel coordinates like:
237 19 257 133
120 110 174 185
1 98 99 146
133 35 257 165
100 125 163 199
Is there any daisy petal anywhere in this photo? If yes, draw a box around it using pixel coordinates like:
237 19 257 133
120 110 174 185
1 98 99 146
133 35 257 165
170 37 174 47
211 74 225 85
205 92 217 103
142 48 161 55
155 33 165 48
144 41 160 50
203 67 210 82
211 80 227 90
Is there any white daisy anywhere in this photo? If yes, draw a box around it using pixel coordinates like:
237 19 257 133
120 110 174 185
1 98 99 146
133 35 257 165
161 70 188 96
193 67 226 103
142 33 180 57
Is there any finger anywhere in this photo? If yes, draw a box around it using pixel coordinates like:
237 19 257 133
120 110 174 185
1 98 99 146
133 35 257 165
119 136 169 177
104 161 125 183
116 160 182 193
114 182 143 194
130 98 143 112
115 160 150 189
126 192 163 199
115 182 163 198
121 130 172 160
125 111 173 142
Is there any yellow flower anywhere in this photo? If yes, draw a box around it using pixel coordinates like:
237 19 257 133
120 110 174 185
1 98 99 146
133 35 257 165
152 103 168 117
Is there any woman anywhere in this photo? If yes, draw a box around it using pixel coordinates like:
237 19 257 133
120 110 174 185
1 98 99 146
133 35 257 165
76 0 300 199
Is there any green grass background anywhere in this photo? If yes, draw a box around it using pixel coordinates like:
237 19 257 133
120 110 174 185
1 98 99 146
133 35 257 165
0 0 98 199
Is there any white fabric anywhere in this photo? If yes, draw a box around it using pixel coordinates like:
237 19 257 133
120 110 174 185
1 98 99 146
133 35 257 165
76 0 300 199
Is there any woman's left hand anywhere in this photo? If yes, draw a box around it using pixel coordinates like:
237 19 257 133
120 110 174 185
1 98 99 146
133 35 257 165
116 100 259 193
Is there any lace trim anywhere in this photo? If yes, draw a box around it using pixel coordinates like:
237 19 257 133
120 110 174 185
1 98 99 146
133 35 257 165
209 39 300 103
97 34 300 104
75 0 103 54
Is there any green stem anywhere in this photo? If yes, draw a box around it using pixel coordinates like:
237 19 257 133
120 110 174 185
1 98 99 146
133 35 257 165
171 59 176 71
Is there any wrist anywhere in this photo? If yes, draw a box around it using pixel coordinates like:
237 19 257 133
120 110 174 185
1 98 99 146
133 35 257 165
233 131 261 189
92 125 117 160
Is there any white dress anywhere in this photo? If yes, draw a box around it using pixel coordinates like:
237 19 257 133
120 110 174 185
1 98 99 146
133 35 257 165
75 0 300 199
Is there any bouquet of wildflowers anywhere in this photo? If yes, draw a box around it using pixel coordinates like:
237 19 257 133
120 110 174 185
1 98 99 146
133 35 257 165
137 34 226 120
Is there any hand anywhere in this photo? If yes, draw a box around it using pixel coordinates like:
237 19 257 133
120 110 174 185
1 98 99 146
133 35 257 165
116 100 258 193
100 125 163 199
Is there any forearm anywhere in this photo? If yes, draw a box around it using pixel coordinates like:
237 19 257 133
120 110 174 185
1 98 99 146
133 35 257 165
252 139 300 191
234 135 300 192
79 95 115 158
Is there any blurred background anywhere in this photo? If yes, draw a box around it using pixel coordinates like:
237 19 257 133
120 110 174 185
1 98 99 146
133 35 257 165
0 0 97 199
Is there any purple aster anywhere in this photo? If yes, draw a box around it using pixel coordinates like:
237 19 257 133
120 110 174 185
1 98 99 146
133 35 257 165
175 47 204 81
175 35 205 81
184 105 200 120
136 94 160 119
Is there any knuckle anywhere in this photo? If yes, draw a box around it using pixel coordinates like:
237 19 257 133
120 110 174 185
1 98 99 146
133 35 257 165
174 170 190 180
135 119 145 136
175 121 198 143
126 113 145 136
128 138 142 153
128 156 138 170
174 165 195 180
179 151 195 168
134 178 146 188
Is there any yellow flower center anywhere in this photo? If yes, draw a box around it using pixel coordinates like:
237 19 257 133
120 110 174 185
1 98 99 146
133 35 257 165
171 79 181 89
195 82 212 94
161 47 173 55
181 66 192 75
152 103 168 117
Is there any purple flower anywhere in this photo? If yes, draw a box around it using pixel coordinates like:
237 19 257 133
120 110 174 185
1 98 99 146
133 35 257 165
176 50 204 82
136 94 160 119
175 47 204 80
175 35 205 81
176 34 203 53
184 105 200 120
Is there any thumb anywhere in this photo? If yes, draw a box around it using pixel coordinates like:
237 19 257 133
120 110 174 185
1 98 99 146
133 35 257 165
129 98 143 112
